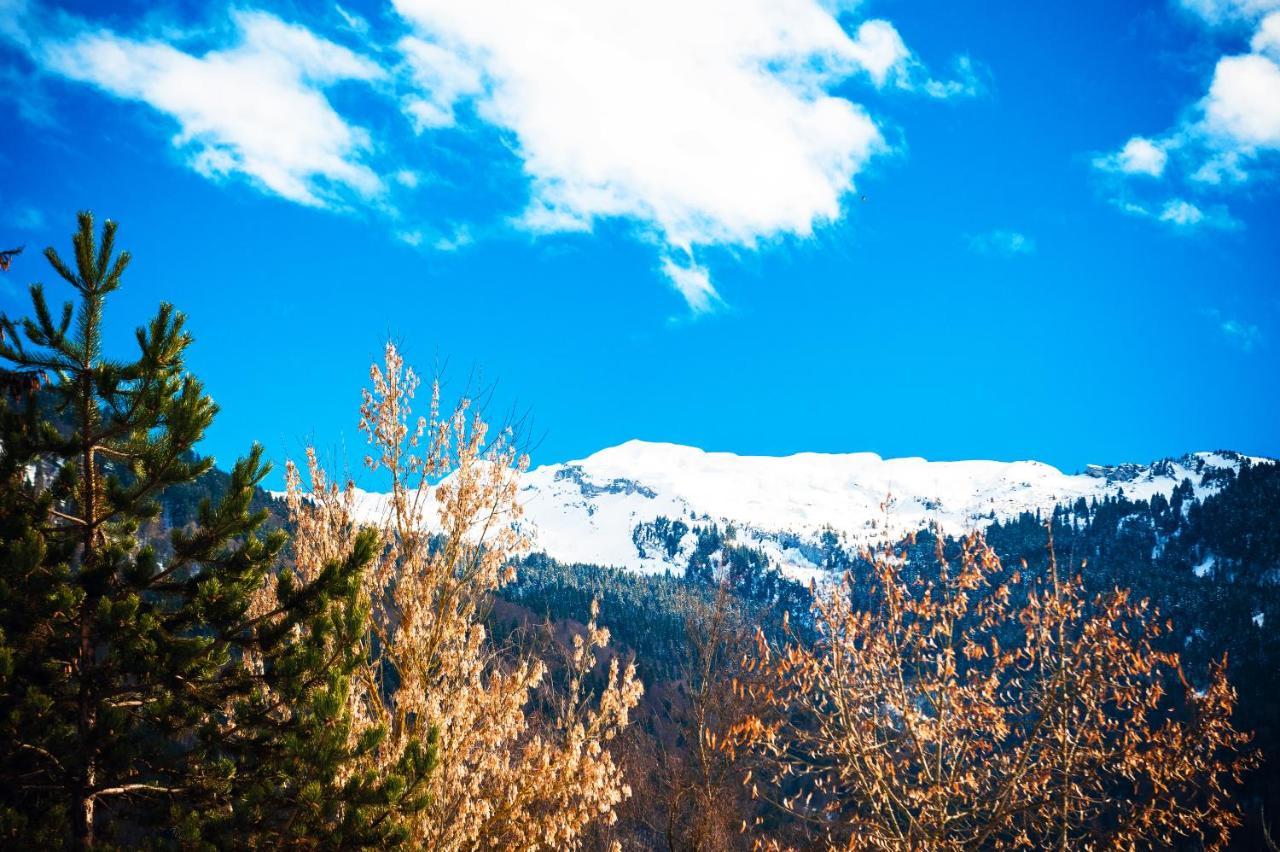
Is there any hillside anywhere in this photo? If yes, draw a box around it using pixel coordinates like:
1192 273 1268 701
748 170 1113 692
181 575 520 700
347 441 1271 579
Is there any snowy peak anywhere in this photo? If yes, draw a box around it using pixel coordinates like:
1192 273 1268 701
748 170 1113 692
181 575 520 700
515 442 1270 577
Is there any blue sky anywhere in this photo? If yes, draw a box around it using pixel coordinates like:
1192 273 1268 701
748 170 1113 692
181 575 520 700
1 0 1277 487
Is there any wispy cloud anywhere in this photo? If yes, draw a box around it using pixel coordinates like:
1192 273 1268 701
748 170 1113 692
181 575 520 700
36 9 385 208
396 222 476 253
1220 318 1263 350
3 202 44 231
1092 1 1280 228
660 257 721 315
334 4 370 36
0 1 56 127
1093 136 1168 177
0 62 56 127
398 34 483 131
1206 307 1265 351
1160 198 1207 225
967 229 1036 257
1178 0 1280 27
431 224 473 252
918 56 985 99
1111 196 1241 230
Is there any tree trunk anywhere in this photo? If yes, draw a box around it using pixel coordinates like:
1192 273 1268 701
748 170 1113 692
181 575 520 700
73 776 94 850
74 372 98 849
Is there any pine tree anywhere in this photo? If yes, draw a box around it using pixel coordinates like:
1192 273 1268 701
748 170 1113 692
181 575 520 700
0 212 418 847
195 458 437 848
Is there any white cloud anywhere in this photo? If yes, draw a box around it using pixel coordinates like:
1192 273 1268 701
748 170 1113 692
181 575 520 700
1202 52 1280 149
1111 196 1240 229
396 223 475 253
1179 0 1280 25
1159 198 1207 225
335 4 370 35
1253 11 1280 53
40 10 385 207
919 56 983 99
967 229 1036 257
840 21 982 99
1094 136 1168 176
1190 149 1249 183
660 258 720 314
394 169 422 188
389 0 962 310
1095 5 1280 227
392 0 890 248
432 224 473 252
399 35 483 131
7 1 979 314
846 20 911 86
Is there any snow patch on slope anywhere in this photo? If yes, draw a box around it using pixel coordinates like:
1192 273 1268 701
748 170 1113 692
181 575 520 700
334 441 1270 580
515 442 1267 577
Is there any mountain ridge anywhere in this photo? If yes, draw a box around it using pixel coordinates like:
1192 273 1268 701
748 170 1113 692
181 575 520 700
344 440 1274 580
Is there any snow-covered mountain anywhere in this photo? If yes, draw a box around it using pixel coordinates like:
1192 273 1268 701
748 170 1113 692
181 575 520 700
351 441 1271 581
514 442 1270 579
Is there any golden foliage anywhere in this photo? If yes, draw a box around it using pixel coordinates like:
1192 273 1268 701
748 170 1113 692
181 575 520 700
725 532 1257 851
274 343 642 850
611 580 760 851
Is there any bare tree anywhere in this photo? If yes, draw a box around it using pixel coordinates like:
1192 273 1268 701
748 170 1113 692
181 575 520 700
725 532 1257 850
